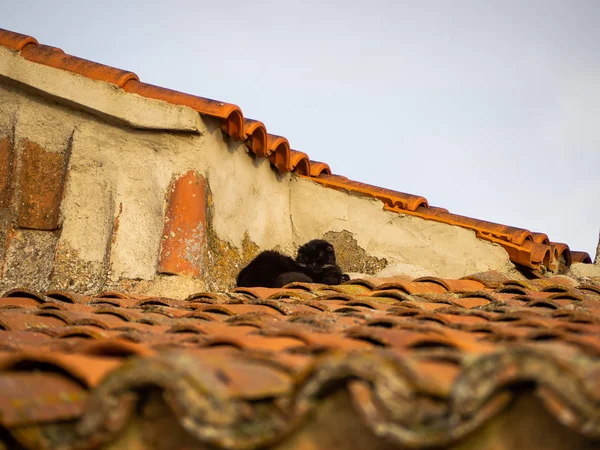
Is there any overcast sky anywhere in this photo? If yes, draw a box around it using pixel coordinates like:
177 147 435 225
4 1 599 257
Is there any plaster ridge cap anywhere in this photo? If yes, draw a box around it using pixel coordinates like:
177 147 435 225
0 45 203 133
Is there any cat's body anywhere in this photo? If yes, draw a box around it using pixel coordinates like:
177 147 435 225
236 239 349 288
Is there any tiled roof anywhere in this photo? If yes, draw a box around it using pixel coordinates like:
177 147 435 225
0 28 593 273
0 272 599 449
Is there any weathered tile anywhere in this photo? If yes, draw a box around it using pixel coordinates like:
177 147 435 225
17 139 70 230
0 135 14 209
158 170 206 277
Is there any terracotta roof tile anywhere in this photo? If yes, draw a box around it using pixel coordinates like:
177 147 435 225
310 174 429 211
266 134 291 172
0 271 597 448
307 159 331 177
0 29 39 51
243 118 268 156
2 288 48 302
0 27 592 271
158 170 206 277
0 371 87 426
20 43 139 87
1 26 600 447
288 149 311 175
0 296 42 308
122 80 245 139
572 251 593 264
461 270 512 288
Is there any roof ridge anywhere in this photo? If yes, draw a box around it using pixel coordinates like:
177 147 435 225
0 28 591 271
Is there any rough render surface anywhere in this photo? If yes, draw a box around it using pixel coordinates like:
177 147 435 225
290 177 519 280
63 121 210 289
569 262 600 280
322 229 388 275
205 120 294 254
0 50 521 295
0 229 59 292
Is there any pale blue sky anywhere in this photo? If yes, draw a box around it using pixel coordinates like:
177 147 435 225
3 0 599 257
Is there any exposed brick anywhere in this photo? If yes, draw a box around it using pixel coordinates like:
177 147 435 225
0 135 14 208
17 139 70 230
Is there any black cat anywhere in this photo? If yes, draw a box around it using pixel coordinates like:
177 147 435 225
236 239 349 288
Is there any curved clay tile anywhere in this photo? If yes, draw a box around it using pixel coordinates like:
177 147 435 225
461 271 511 289
44 290 84 304
267 134 292 172
95 291 132 299
524 241 552 268
0 28 39 51
79 338 154 357
531 232 550 245
158 170 206 277
308 160 331 177
517 242 550 269
412 277 451 291
410 207 534 245
55 325 108 340
493 241 548 270
397 205 581 271
20 44 139 88
551 242 572 266
434 279 486 293
310 175 428 211
571 251 592 264
1 288 47 302
231 287 286 299
121 80 245 140
0 351 121 388
547 246 560 272
289 150 311 176
243 119 268 157
481 236 538 269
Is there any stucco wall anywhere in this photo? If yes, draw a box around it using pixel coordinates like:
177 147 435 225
289 177 517 279
0 46 518 297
